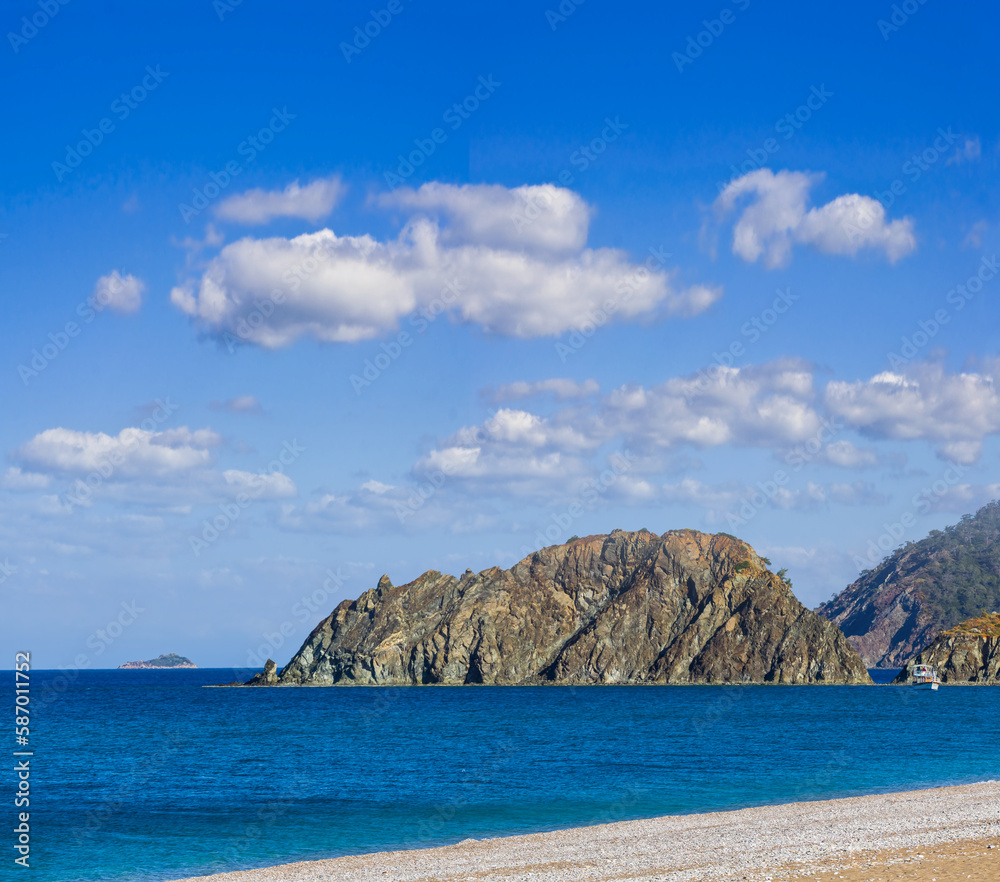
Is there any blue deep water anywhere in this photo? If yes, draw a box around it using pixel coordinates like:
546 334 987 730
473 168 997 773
7 668 999 882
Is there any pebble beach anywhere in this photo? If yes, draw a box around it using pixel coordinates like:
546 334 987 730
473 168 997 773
169 781 1000 882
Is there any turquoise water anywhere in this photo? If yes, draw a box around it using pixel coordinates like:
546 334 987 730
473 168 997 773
9 668 999 882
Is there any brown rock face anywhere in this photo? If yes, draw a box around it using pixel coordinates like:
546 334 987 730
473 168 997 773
816 551 937 669
892 613 1000 684
266 530 871 686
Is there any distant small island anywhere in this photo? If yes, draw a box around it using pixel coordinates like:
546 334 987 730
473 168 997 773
118 653 196 669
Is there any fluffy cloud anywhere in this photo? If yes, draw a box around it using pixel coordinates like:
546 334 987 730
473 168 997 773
413 408 596 499
215 175 345 224
378 182 590 255
8 425 301 515
825 364 1000 464
93 270 144 314
714 169 916 267
222 469 296 499
15 427 220 478
820 440 879 468
172 182 721 345
600 359 823 451
489 378 601 402
0 467 51 491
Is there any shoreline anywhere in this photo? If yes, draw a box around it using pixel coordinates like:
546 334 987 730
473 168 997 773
168 780 1000 882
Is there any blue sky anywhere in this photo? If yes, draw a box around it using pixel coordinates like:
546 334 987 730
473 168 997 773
3 0 1000 669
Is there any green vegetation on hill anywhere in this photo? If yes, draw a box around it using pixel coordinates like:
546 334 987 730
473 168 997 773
865 501 1000 629
900 502 1000 626
148 653 193 667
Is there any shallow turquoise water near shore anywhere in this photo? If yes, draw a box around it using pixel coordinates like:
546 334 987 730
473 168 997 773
11 668 1000 882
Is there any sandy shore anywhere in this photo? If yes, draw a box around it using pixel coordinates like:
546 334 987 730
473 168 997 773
169 781 1000 882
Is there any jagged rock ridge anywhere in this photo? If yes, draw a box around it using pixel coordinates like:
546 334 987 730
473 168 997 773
253 530 871 686
893 612 1000 684
817 501 1000 668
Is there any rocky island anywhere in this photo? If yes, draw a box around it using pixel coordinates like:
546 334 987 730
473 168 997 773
892 612 1000 684
248 529 871 686
119 653 196 669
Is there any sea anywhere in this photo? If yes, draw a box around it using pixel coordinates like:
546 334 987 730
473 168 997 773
8 667 999 882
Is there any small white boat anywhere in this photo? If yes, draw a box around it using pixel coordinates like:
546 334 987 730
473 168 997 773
910 663 941 691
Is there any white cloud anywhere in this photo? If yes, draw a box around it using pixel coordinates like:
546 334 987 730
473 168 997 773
660 476 885 523
820 440 879 468
946 137 981 165
172 182 720 345
16 427 220 478
963 220 988 249
0 467 51 491
211 395 262 413
222 469 297 499
378 182 590 255
920 482 1000 514
215 175 345 224
360 479 394 494
714 169 916 267
489 378 601 402
825 363 1000 463
93 270 144 315
600 359 823 451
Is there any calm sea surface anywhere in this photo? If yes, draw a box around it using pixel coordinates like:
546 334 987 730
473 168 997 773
8 668 999 882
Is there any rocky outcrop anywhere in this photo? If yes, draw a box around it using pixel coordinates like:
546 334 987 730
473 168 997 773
246 658 279 685
892 613 1000 684
118 653 196 669
817 501 1000 669
257 530 871 686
